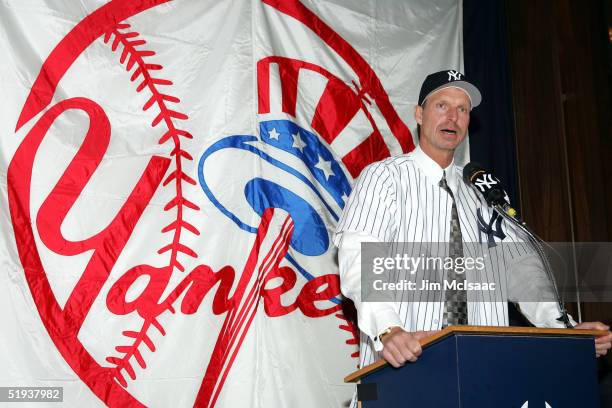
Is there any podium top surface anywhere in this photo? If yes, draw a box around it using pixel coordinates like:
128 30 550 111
344 325 603 383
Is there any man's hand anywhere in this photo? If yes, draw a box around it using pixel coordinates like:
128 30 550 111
380 327 437 368
575 321 612 357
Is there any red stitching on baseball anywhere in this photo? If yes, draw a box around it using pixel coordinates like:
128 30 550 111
335 313 359 360
105 316 169 387
102 22 198 386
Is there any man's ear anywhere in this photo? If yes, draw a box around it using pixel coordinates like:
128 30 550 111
414 105 423 126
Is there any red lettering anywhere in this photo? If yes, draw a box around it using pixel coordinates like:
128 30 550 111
261 266 298 317
105 229 343 322
297 274 342 317
9 97 169 331
106 265 172 318
180 265 235 315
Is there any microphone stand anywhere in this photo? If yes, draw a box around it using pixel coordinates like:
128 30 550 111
492 204 574 329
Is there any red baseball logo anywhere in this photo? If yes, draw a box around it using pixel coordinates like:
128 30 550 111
7 0 411 406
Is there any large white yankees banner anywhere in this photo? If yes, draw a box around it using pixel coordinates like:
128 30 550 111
0 0 463 406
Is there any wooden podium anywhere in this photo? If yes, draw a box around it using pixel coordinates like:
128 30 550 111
345 326 603 407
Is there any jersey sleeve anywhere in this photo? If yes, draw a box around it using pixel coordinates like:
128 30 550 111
334 162 397 245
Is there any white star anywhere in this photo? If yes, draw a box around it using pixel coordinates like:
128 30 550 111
314 155 335 180
291 132 307 152
341 193 349 203
268 128 280 140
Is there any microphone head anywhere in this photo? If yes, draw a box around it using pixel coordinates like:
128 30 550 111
463 162 486 184
463 162 509 206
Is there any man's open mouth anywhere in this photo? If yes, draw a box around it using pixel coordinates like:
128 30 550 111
441 129 457 135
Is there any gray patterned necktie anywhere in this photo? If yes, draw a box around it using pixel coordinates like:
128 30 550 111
439 171 468 326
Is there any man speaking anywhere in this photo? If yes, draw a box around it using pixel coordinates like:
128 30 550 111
334 70 612 370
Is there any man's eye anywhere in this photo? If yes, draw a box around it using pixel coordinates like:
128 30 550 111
436 103 446 109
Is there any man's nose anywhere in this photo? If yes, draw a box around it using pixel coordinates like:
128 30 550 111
446 107 458 121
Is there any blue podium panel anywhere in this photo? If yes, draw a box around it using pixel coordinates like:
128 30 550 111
362 339 460 408
359 333 599 408
457 334 599 408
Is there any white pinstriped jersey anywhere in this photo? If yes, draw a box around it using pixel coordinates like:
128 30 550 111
334 145 573 372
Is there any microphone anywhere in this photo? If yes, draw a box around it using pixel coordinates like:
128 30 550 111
463 162 517 218
463 162 573 328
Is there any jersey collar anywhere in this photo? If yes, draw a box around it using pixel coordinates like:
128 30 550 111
412 144 457 190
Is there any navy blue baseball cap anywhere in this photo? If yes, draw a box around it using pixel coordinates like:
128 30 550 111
418 70 481 108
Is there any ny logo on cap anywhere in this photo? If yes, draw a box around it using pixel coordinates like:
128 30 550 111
447 70 462 81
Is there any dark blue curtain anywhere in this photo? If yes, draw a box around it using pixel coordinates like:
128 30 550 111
463 0 531 326
463 0 519 209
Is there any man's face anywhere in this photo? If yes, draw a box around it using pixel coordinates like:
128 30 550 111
415 87 471 155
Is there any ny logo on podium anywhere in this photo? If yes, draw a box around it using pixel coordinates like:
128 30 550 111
521 401 553 408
